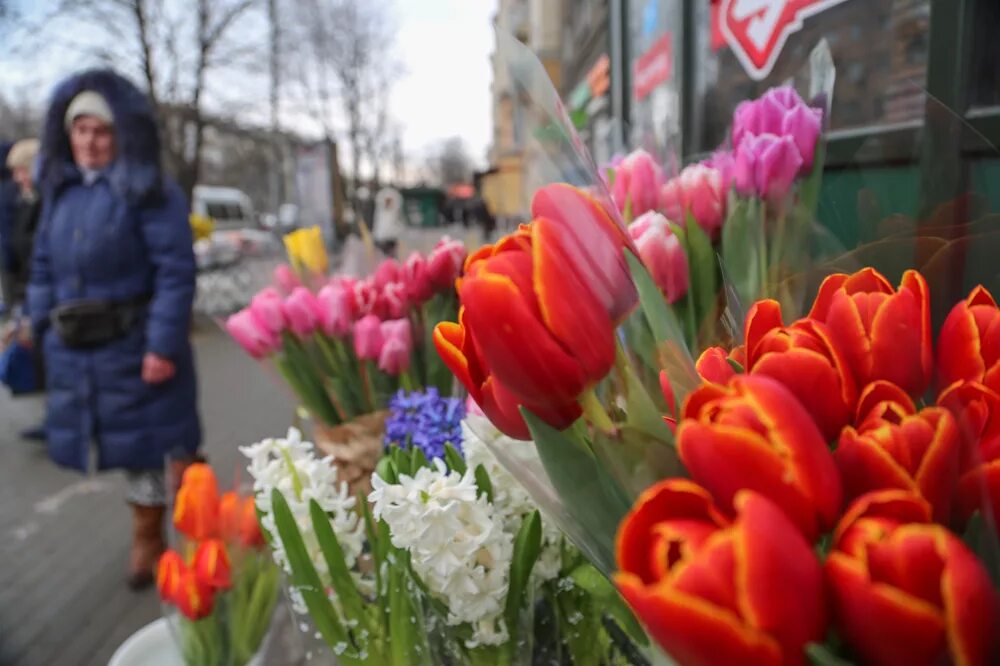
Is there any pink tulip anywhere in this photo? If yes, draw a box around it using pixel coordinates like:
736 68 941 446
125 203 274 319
249 287 287 335
373 258 403 290
611 149 664 219
403 252 434 304
272 264 301 295
316 284 354 337
657 165 726 239
628 212 689 303
225 308 279 359
427 237 467 291
733 134 803 204
781 103 823 171
377 319 413 375
353 279 379 317
353 314 385 360
701 150 735 193
282 287 320 339
381 281 410 319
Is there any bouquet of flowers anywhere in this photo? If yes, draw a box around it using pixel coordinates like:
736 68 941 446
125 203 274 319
435 34 1000 665
242 391 646 665
157 464 280 666
225 237 467 428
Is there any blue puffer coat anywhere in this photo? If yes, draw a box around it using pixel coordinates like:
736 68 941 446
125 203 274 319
29 69 201 472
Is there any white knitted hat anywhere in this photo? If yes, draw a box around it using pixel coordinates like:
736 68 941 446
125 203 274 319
64 90 114 130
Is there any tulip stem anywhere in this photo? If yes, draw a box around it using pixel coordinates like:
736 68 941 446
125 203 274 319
580 388 616 435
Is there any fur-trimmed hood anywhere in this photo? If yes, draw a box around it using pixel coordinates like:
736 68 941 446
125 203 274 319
39 69 162 204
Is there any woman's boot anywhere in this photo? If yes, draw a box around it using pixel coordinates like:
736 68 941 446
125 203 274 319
127 503 166 590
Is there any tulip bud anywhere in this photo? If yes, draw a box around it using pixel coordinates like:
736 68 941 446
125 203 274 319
734 133 803 203
248 287 287 335
403 252 434 304
193 538 232 590
272 263 301 295
225 308 279 359
239 496 264 547
316 284 355 338
781 102 822 172
156 550 186 605
219 491 240 543
427 237 467 292
378 319 413 375
353 314 385 360
173 463 220 541
282 287 321 339
611 149 664 219
353 279 379 318
373 258 403 290
628 212 689 303
381 282 410 319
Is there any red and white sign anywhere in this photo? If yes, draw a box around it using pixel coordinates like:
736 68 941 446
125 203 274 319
719 0 851 80
633 34 673 101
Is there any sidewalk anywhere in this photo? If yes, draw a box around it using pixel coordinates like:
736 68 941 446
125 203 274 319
0 319 303 665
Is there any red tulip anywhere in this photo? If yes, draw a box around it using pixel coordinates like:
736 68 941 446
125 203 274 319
436 184 636 434
426 237 467 291
615 479 825 666
827 492 1000 666
679 375 842 540
372 258 403 290
808 268 931 397
193 538 232 590
435 310 580 440
835 394 960 523
694 346 740 384
744 299 857 441
173 464 220 541
937 285 1000 394
353 279 379 318
937 380 1000 530
380 281 410 319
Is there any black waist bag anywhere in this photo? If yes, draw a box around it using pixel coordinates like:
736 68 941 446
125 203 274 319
51 297 149 350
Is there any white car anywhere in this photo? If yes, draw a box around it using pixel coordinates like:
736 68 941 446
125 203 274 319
192 185 255 231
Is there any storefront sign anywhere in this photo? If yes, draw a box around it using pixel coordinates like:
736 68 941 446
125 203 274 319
633 33 673 101
718 0 852 80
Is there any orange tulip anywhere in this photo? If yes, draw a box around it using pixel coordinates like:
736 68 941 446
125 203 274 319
744 299 857 441
615 479 826 666
193 538 232 589
827 491 1000 666
239 496 265 547
173 463 220 540
156 550 186 605
219 491 240 542
176 567 216 621
679 375 842 540
809 268 931 397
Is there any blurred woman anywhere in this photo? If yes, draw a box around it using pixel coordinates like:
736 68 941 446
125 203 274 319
29 69 202 589
5 138 41 309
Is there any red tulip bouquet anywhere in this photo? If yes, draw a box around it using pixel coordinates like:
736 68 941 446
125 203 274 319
224 237 466 427
157 464 280 666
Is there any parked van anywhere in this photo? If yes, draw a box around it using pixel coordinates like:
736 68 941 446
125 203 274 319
192 186 255 230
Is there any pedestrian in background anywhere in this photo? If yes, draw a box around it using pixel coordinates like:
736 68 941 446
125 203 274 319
5 139 41 310
29 69 202 589
0 142 15 314
372 185 404 257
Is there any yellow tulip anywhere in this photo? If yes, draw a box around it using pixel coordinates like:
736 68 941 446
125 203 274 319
189 213 215 242
283 226 329 275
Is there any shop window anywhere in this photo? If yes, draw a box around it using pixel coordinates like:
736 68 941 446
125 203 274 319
968 0 1000 109
693 0 930 154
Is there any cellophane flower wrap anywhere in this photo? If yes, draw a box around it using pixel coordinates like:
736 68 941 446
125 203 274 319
158 463 280 666
437 32 1000 665
224 233 466 428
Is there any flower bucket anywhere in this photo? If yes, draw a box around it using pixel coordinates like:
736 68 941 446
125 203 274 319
108 617 271 666
312 410 388 498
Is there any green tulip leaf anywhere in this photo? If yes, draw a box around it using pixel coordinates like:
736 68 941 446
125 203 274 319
568 562 648 648
683 212 718 334
721 197 762 313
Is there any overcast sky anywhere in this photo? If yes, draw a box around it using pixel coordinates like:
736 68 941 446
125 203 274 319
0 0 498 168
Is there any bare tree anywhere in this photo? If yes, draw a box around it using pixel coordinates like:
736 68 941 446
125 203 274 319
3 0 263 198
425 137 474 187
290 0 397 198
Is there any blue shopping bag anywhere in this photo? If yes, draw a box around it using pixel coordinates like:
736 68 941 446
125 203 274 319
0 342 38 395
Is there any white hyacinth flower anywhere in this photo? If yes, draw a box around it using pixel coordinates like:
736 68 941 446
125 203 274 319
369 459 513 647
241 428 365 612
